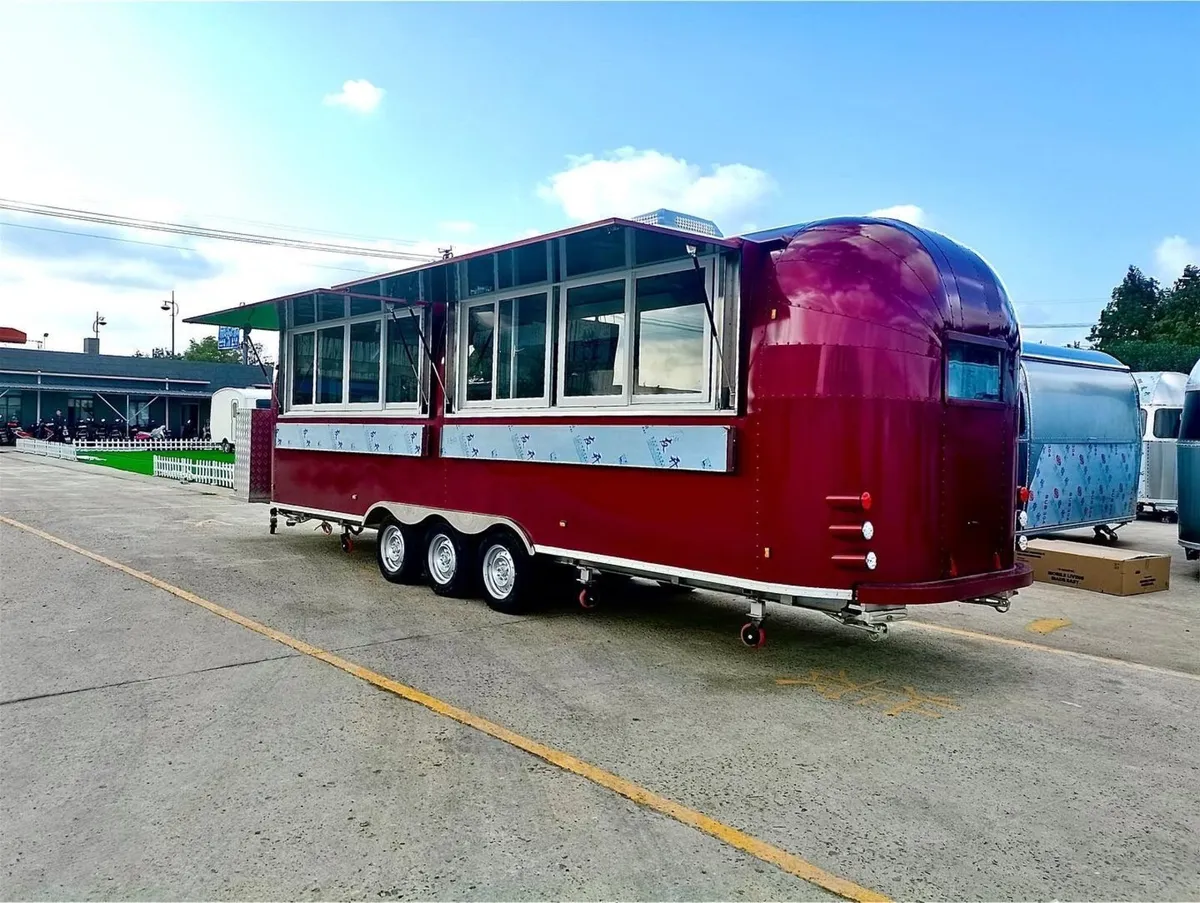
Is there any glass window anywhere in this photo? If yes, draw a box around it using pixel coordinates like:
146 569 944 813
946 342 1002 402
565 228 625 277
348 321 381 404
635 230 695 266
1153 407 1182 439
1181 394 1200 442
293 295 316 327
383 271 422 303
349 295 381 317
466 255 495 297
564 279 626 397
0 392 21 423
497 293 547 400
291 332 315 405
316 293 345 322
499 242 549 290
316 326 344 404
633 270 707 396
1140 407 1148 438
386 315 422 405
465 305 495 401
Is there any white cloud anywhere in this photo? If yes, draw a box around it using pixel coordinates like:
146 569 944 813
439 220 477 235
1154 235 1198 282
537 147 774 228
323 79 385 114
868 205 927 227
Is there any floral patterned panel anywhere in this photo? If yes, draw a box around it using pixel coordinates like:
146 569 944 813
1026 441 1139 530
440 424 733 473
275 422 424 457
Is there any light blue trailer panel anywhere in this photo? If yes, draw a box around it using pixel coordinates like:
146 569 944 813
1018 344 1141 536
1178 359 1200 560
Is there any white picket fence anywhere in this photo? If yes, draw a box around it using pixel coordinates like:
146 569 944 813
78 439 224 452
14 438 78 461
153 456 235 489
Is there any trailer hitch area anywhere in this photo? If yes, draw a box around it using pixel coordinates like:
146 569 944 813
964 591 1014 614
825 604 908 642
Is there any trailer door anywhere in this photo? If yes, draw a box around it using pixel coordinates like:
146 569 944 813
942 338 1017 576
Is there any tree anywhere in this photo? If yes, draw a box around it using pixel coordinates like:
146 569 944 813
182 336 242 363
1089 266 1163 347
1158 264 1200 346
180 335 271 366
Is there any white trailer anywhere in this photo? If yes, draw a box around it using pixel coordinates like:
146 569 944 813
1133 371 1188 520
209 387 271 452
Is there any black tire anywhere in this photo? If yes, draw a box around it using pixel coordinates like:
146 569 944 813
478 532 535 615
220 439 232 454
376 517 421 584
425 525 475 597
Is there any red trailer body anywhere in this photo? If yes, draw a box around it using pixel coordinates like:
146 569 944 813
189 216 1032 643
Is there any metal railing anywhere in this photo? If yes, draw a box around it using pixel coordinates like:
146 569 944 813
153 456 235 489
14 438 78 460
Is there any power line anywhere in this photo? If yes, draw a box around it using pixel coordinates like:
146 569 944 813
0 198 437 263
0 220 378 275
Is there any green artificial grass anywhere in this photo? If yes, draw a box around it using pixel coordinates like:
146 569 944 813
76 448 235 476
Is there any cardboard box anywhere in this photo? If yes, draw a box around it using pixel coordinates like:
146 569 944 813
1017 539 1170 596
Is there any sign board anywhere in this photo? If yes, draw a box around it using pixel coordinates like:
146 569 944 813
217 326 242 351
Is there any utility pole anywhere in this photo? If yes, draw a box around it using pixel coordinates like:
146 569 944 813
160 291 178 357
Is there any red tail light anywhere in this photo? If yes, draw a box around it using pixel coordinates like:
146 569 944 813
949 557 958 578
1018 485 1032 504
860 491 872 511
993 552 1002 570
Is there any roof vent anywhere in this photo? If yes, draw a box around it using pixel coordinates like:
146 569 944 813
83 337 100 355
631 208 723 238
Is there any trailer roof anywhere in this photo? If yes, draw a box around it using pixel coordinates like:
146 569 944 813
1021 342 1128 371
185 217 741 332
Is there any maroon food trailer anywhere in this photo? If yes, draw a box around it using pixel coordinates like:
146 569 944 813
188 215 1032 646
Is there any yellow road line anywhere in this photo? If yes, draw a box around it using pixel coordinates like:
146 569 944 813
0 514 888 903
908 620 1200 683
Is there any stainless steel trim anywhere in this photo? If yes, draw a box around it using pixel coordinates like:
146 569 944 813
531 544 853 601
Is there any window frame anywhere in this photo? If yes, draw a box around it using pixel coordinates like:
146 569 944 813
283 294 428 416
555 256 717 410
456 288 554 411
943 333 1009 407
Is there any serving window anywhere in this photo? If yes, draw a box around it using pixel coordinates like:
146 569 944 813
285 290 429 414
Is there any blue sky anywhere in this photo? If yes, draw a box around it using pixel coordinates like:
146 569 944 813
0 2 1196 354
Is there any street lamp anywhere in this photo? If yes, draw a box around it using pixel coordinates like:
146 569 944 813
92 313 106 337
160 290 178 357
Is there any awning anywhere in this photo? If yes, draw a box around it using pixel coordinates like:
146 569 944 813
186 217 742 331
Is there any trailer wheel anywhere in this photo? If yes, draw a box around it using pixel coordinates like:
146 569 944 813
220 439 231 454
740 622 766 648
376 518 421 584
426 526 474 597
478 533 534 615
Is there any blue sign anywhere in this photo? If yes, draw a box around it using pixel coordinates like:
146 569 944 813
217 326 242 350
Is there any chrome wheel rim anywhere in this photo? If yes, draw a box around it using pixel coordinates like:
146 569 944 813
482 544 516 600
380 524 405 573
427 533 457 585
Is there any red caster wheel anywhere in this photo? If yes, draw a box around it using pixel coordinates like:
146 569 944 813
740 622 766 648
340 534 354 553
579 588 597 610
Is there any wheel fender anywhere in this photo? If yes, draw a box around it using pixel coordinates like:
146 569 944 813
363 502 535 556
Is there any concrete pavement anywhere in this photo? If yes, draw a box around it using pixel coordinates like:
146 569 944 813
1 451 1197 900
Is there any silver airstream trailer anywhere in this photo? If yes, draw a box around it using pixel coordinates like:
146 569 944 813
1018 344 1142 543
1178 359 1200 562
1132 371 1187 521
